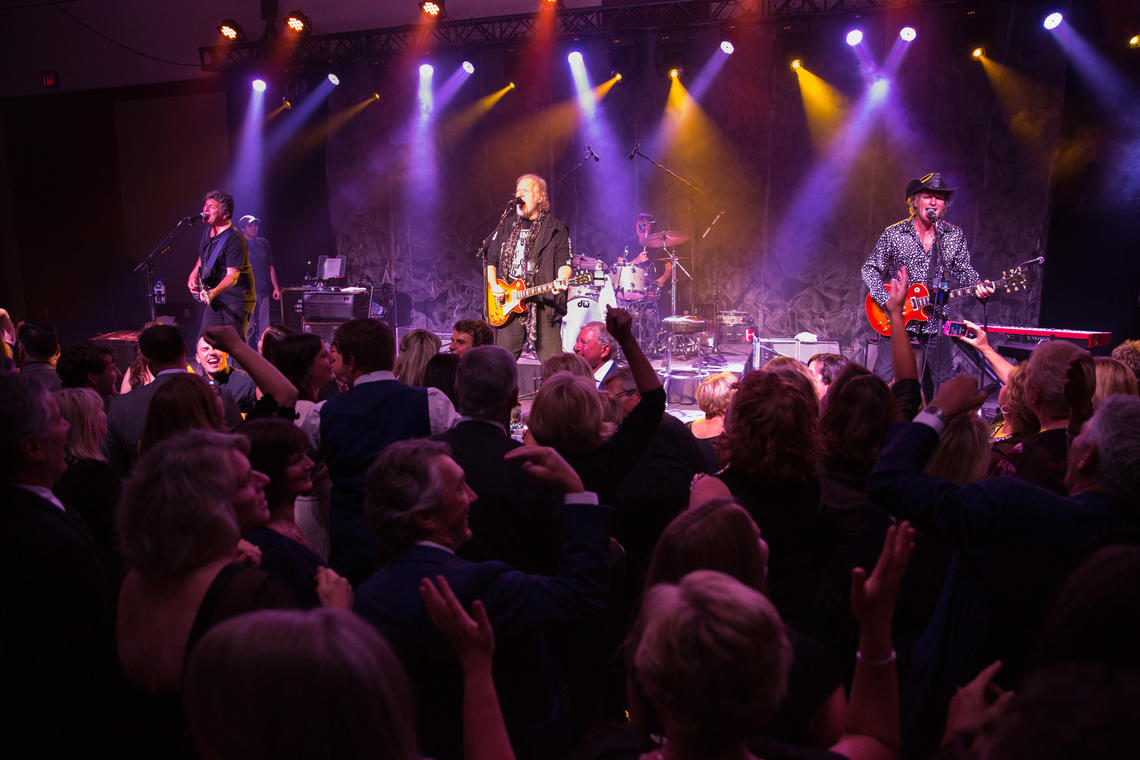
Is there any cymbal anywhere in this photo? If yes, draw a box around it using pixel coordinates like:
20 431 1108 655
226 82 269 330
572 254 605 270
641 230 690 248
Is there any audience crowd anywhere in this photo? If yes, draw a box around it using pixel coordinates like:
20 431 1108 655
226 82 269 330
3 293 1140 760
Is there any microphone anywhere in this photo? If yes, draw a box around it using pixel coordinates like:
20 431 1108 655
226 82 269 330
586 145 600 162
1016 256 1045 268
925 208 937 223
509 196 524 207
627 141 640 160
181 214 204 225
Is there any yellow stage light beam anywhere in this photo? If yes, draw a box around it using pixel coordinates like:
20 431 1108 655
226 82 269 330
438 83 515 146
794 65 849 150
976 55 1050 153
482 97 582 172
593 73 622 100
284 95 381 156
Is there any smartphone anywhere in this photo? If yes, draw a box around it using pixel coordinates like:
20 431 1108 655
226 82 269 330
943 321 977 339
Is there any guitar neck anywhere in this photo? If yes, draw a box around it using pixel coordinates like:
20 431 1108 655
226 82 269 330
517 281 562 300
911 274 1015 310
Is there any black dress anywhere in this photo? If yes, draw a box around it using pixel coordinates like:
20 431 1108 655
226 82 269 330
243 525 328 608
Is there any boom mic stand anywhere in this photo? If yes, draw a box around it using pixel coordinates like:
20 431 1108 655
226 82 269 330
134 215 201 323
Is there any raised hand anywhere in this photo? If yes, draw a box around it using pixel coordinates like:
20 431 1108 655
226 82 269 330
315 567 354 610
503 445 584 494
885 266 909 317
420 575 495 672
605 305 634 344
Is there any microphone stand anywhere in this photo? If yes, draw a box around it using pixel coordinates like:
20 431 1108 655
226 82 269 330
133 216 200 323
476 200 518 322
702 210 728 363
557 148 595 182
632 145 710 364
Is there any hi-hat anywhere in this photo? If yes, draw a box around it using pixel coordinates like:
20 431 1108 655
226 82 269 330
641 230 690 248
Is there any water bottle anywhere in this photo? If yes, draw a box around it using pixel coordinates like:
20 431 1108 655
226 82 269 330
154 278 166 305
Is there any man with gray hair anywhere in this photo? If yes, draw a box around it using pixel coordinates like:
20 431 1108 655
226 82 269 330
869 375 1140 759
573 320 623 388
432 345 563 573
354 437 609 760
1 373 115 755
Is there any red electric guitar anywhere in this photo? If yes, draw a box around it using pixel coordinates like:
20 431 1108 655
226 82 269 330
864 266 1029 337
487 272 592 327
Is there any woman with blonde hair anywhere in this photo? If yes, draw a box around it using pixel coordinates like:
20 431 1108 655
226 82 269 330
394 329 442 387
1092 356 1138 409
688 371 737 471
52 387 121 562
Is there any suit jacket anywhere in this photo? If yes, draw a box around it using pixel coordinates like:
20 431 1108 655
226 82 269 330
433 419 563 574
18 361 62 392
354 502 610 760
1 485 115 755
868 420 1140 758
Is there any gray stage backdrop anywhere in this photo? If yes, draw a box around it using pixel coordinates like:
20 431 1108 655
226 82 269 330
325 3 1064 358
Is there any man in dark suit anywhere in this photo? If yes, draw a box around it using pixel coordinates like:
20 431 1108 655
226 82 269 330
432 344 562 574
1 373 115 756
868 376 1140 760
103 323 190 476
319 318 459 586
354 438 609 760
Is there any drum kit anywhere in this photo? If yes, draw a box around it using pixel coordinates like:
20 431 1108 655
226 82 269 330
560 229 692 353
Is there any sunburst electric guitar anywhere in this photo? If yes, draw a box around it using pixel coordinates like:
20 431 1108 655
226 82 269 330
864 266 1029 337
487 272 593 327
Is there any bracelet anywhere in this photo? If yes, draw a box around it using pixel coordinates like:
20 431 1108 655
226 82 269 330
856 649 897 667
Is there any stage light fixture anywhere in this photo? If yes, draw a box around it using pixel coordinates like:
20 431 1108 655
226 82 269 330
420 63 434 76
462 61 475 74
251 78 267 92
420 1 443 18
218 19 243 41
613 72 623 81
720 40 735 55
1043 12 1063 30
669 67 680 79
846 29 863 46
372 92 381 101
900 27 917 42
568 51 583 65
282 98 292 109
285 11 310 34
1131 35 1140 48
508 82 516 89
972 47 984 59
327 73 340 86
790 58 802 70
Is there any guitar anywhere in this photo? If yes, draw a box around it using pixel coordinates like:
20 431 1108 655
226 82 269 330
487 272 593 327
865 266 1029 337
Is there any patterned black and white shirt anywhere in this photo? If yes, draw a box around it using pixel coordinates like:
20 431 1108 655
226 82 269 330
861 216 980 335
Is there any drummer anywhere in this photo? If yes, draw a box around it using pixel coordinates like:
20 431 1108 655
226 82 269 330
619 212 673 302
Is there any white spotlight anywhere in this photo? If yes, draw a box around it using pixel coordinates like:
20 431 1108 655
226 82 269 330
720 40 735 55
1043 12 1063 30
251 78 267 92
462 61 475 74
568 51 583 65
846 29 863 46
900 27 917 42
327 73 340 86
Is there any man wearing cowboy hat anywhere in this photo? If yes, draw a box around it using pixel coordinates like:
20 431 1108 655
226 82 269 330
862 172 994 392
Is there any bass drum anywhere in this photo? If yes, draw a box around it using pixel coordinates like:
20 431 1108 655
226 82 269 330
561 274 617 349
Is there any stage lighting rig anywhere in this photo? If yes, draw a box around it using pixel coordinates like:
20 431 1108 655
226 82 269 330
285 10 311 34
1131 35 1139 48
217 19 244 41
1043 12 1063 30
899 27 917 42
790 59 802 70
845 29 863 46
420 1 444 18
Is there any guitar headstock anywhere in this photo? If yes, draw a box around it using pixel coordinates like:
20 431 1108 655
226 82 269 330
997 266 1028 293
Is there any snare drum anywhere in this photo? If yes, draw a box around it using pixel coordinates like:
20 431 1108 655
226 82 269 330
614 263 651 301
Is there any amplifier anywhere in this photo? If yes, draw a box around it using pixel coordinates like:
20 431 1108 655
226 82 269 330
281 288 309 332
748 337 841 371
303 290 370 322
301 321 341 344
